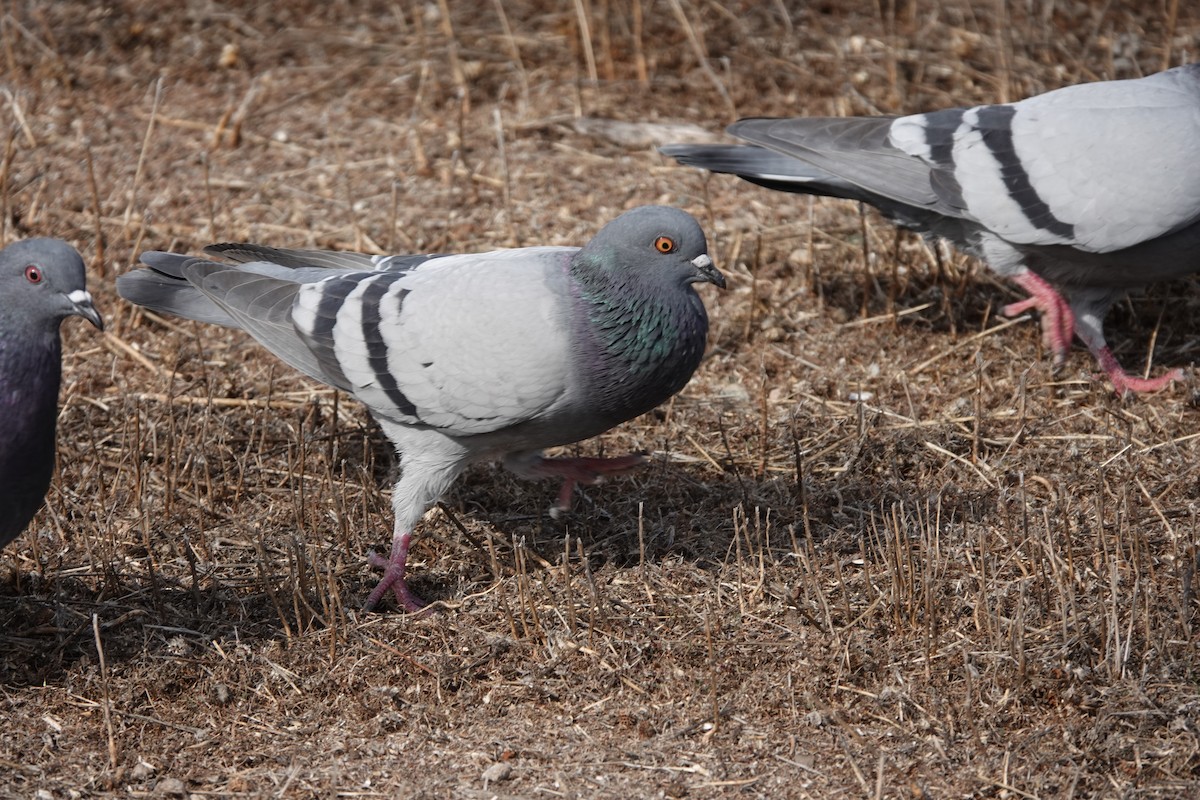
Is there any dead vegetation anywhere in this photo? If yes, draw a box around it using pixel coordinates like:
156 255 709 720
2 0 1200 796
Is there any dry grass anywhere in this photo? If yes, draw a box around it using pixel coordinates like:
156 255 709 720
3 0 1200 796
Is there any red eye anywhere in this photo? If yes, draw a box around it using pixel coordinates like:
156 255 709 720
24 265 42 284
654 236 676 254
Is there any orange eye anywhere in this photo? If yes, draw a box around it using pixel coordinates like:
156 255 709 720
654 236 675 253
24 265 42 284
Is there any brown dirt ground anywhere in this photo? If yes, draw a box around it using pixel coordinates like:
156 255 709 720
3 0 1200 797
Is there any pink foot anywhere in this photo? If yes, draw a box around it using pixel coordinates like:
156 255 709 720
1093 346 1183 397
525 453 648 514
364 532 428 612
1003 272 1075 367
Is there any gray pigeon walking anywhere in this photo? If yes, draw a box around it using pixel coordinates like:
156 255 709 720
0 239 104 549
661 63 1200 395
117 206 724 612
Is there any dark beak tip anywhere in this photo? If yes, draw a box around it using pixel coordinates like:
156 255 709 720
78 304 105 331
700 266 726 290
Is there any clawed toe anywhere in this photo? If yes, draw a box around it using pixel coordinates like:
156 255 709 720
1005 273 1076 367
363 533 429 613
1095 350 1183 397
363 562 430 613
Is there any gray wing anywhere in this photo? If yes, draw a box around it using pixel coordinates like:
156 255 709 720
119 248 414 388
120 245 445 330
889 64 1200 252
119 254 354 388
670 64 1200 256
289 248 576 434
121 245 579 437
206 243 442 273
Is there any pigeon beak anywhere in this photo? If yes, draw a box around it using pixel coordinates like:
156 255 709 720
67 289 105 331
689 253 726 289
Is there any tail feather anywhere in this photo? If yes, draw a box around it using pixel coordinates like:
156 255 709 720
119 243 450 389
727 116 948 212
119 246 400 329
118 252 349 389
180 262 338 386
660 141 942 231
117 253 239 327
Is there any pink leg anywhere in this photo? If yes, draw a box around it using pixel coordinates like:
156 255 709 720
1003 272 1075 367
364 532 428 612
520 453 648 514
1092 346 1183 397
1002 272 1181 396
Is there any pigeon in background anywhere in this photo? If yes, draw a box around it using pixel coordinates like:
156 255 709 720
0 239 104 549
661 63 1200 396
117 206 724 612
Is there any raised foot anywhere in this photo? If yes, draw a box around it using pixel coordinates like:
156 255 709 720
526 453 649 514
1093 346 1183 397
363 532 429 613
1003 272 1075 367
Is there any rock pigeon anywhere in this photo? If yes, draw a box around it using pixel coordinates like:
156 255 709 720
0 239 104 549
661 63 1200 395
117 205 724 612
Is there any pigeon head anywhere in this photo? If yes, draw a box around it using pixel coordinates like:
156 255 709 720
567 206 723 422
0 239 104 333
572 205 725 292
